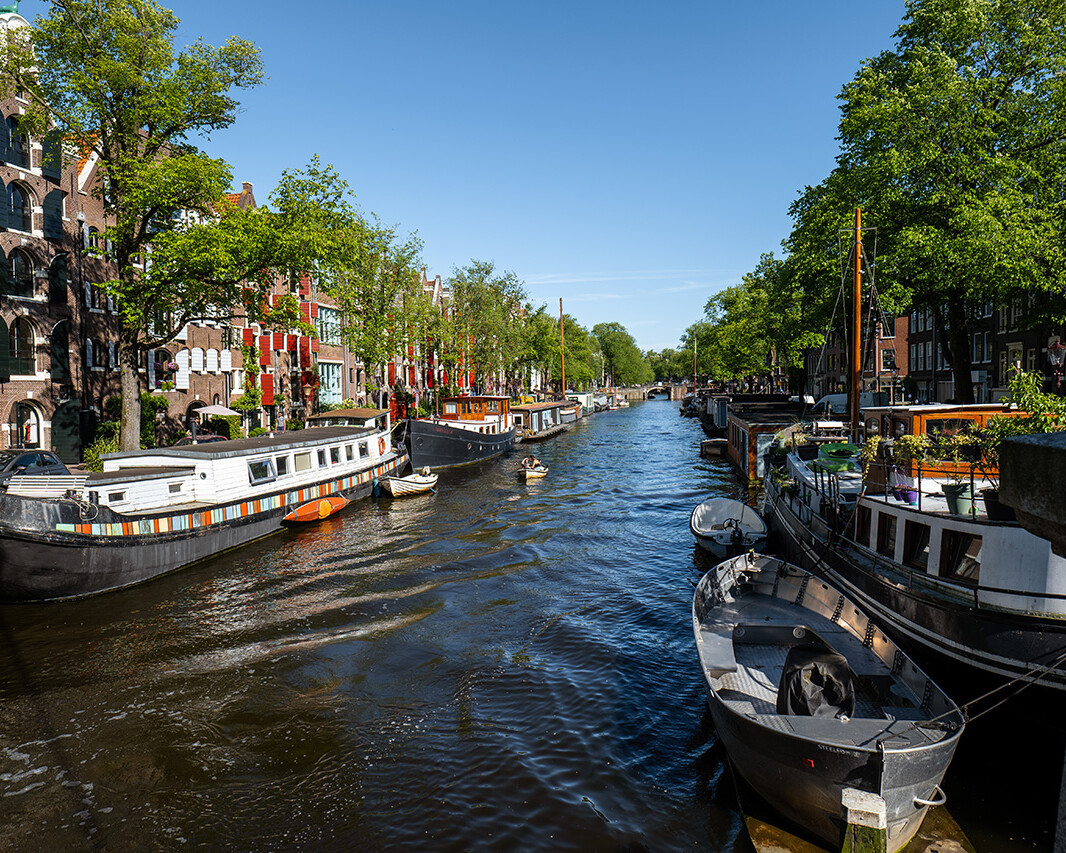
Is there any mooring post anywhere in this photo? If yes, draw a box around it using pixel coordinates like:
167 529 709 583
840 788 887 853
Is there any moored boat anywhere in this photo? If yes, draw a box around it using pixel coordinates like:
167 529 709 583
689 497 767 558
405 396 516 470
765 403 1066 693
383 468 438 497
0 422 407 602
693 552 964 853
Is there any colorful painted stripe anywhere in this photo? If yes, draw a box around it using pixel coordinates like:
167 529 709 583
54 455 407 539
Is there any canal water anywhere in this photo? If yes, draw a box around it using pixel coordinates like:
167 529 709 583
0 400 1056 850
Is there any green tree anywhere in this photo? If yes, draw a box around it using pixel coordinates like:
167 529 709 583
447 260 527 393
810 0 1066 402
1 0 268 450
592 322 652 385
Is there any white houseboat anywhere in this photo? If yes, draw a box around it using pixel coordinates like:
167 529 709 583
0 416 406 602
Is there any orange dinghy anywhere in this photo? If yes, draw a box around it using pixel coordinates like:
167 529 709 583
282 494 349 524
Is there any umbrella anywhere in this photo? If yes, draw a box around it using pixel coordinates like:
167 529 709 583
193 404 240 417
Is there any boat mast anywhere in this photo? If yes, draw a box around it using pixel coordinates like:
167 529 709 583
849 208 862 443
559 298 566 396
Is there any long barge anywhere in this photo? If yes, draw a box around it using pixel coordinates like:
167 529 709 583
0 421 406 602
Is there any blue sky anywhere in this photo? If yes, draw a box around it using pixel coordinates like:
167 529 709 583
73 1 906 351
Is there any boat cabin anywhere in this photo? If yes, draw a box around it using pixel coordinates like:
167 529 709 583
438 396 510 427
88 425 396 514
512 401 568 437
307 407 390 430
726 402 808 482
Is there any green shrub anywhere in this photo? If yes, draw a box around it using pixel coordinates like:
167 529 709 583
249 426 269 437
83 435 120 472
285 418 305 431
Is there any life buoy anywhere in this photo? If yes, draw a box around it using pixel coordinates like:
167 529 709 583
378 437 386 455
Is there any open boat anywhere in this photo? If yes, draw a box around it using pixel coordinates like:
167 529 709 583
693 552 964 853
283 494 349 524
689 497 767 558
520 457 548 479
383 468 438 497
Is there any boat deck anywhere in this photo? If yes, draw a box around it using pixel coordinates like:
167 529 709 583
699 592 952 747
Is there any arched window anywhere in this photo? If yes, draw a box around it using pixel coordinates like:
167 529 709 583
10 249 32 298
6 116 27 168
9 182 31 232
50 319 70 382
9 317 34 375
48 254 68 304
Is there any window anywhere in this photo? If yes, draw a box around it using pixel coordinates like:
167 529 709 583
445 402 457 415
330 446 340 464
10 249 32 298
247 458 277 485
108 491 126 503
317 448 327 467
10 318 34 375
5 116 27 167
345 445 354 461
319 362 342 405
876 513 897 558
315 306 342 346
168 483 183 494
940 530 982 584
358 441 369 458
275 455 290 476
902 521 931 570
294 451 312 472
49 319 70 382
8 183 31 232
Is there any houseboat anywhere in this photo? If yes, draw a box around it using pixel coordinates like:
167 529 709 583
566 391 593 417
764 403 1066 692
512 401 569 441
405 395 516 470
0 420 407 602
725 400 809 483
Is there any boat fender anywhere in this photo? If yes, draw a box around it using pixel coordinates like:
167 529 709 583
378 437 386 455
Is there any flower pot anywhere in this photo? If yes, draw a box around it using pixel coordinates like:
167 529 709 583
900 488 919 505
797 445 819 461
942 482 975 516
980 488 1016 522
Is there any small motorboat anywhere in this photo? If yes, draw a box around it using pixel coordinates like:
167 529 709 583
282 493 349 524
689 497 767 558
693 552 964 853
383 467 439 497
520 456 548 479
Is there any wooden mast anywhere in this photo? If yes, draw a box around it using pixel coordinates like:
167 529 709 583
559 298 566 396
849 208 862 442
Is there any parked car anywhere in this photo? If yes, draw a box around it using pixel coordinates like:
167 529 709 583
173 434 227 446
0 449 70 485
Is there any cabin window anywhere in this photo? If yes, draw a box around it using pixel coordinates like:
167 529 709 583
902 521 931 570
275 455 289 476
330 446 340 464
168 483 183 494
940 530 982 584
445 402 457 415
488 400 499 412
317 449 327 467
294 451 312 472
247 458 276 485
359 441 369 458
876 513 897 558
108 491 125 503
854 505 871 547
345 445 354 461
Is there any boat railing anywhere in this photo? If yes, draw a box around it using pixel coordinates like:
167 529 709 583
5 474 88 499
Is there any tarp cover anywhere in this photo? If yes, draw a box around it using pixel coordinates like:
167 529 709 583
776 643 856 718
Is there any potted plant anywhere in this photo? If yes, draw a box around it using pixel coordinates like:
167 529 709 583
890 433 929 505
929 431 980 516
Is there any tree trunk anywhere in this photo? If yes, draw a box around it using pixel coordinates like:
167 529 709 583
945 299 975 404
119 332 142 452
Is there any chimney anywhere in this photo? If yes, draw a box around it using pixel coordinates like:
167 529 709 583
242 181 253 194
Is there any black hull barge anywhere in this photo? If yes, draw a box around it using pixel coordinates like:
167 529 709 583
0 423 406 602
406 395 516 471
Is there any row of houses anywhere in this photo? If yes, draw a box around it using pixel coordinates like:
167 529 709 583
0 11 462 463
800 297 1065 405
